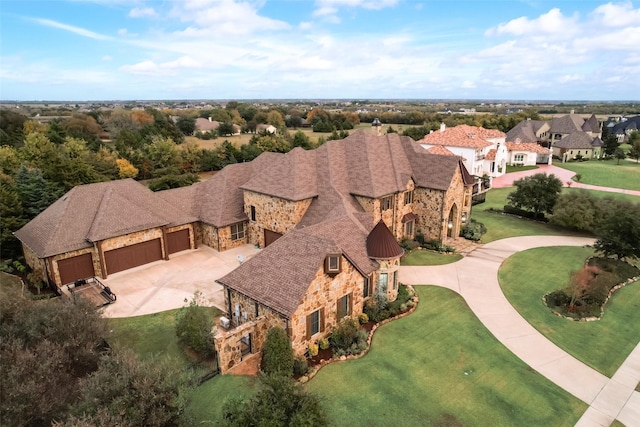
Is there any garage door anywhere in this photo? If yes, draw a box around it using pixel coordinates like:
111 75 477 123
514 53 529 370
104 239 163 275
167 229 191 254
58 253 95 285
264 229 283 247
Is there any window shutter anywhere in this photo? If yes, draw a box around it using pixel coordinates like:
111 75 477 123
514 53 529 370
306 314 312 340
348 292 353 316
319 308 325 332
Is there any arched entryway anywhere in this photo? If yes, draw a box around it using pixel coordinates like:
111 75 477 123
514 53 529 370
447 204 458 238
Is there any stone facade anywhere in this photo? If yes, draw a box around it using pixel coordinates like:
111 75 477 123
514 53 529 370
441 165 472 240
244 190 312 248
214 316 276 373
166 223 196 251
375 258 401 302
22 243 50 284
413 188 446 241
199 222 247 252
100 228 164 253
50 247 101 287
288 256 366 356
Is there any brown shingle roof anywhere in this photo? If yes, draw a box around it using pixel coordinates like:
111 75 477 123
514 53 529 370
418 125 504 149
550 114 584 134
14 179 181 258
554 132 596 149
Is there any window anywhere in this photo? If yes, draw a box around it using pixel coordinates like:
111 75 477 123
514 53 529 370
404 219 415 238
404 190 413 205
337 293 352 319
381 196 392 211
514 154 524 162
306 308 324 339
379 273 388 295
230 223 245 241
363 275 372 298
392 271 398 290
325 254 341 274
250 205 256 221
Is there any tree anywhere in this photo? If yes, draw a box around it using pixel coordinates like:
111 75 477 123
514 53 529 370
0 174 26 258
628 131 640 163
550 190 603 231
221 374 327 427
0 109 27 147
116 158 139 178
613 147 627 165
218 122 236 136
266 110 285 129
14 165 64 219
175 292 214 357
291 130 311 149
506 173 563 217
593 201 640 260
601 130 619 157
176 116 196 136
261 327 294 376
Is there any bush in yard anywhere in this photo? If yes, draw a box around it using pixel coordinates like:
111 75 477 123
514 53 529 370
460 218 487 241
363 294 389 323
175 292 214 358
358 313 369 324
293 357 309 377
330 317 367 357
318 337 330 350
261 327 294 376
307 342 319 357
221 374 328 427
400 239 419 251
593 200 640 261
506 173 563 218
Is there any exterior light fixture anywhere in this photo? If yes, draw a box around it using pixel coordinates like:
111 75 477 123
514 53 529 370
448 220 453 229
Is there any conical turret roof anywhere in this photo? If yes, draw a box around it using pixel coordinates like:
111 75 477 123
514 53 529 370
366 220 404 259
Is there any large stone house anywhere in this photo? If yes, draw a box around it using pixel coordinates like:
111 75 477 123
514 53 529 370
15 130 473 372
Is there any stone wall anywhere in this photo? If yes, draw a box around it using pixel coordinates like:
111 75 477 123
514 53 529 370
101 228 164 253
414 188 446 241
289 257 366 356
22 244 48 284
50 247 102 287
214 316 273 373
391 180 416 241
376 258 401 302
442 165 471 239
199 222 247 252
166 223 196 250
244 191 312 247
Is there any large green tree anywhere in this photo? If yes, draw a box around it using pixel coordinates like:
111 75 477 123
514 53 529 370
507 173 563 217
593 201 640 260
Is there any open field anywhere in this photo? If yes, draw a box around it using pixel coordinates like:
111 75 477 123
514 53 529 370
499 246 640 377
556 159 640 191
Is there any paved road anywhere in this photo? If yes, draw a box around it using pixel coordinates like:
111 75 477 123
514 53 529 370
492 164 640 197
400 235 640 427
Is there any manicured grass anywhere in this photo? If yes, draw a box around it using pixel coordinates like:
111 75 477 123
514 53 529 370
556 159 640 191
506 164 538 173
107 307 221 364
186 375 257 424
305 286 586 426
401 249 462 266
499 246 640 377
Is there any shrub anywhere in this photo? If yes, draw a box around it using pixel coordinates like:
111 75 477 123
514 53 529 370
400 303 407 312
175 292 214 358
545 290 570 307
423 239 443 251
261 327 294 376
460 219 487 241
293 357 309 376
503 204 548 221
307 343 318 357
330 317 367 356
415 233 427 246
318 338 330 351
363 294 389 323
358 313 369 324
400 239 419 251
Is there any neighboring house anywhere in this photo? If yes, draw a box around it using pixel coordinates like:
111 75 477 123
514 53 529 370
552 133 604 161
609 116 640 142
256 123 277 134
194 117 241 135
505 141 552 166
15 130 473 372
505 119 550 145
417 124 509 178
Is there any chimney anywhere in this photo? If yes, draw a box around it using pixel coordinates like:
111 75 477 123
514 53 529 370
570 109 575 114
208 117 212 122
440 123 446 133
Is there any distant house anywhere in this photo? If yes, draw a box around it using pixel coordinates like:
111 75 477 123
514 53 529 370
552 133 603 161
195 117 241 135
418 124 509 177
505 119 550 145
548 113 601 146
256 123 277 134
505 141 551 166
609 116 640 143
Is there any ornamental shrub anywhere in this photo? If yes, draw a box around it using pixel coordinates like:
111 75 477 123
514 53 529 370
318 338 330 350
460 218 487 242
293 357 309 377
330 318 367 356
358 313 369 324
261 327 294 377
307 343 319 357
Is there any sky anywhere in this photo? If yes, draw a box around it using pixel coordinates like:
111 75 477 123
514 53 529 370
1 0 639 101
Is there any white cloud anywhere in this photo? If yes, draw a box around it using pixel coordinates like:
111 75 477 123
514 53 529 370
314 0 399 11
486 8 579 37
591 1 640 27
129 7 157 18
102 55 112 61
31 18 112 40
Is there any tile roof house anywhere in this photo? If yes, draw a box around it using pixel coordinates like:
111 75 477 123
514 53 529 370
418 124 509 178
15 130 473 372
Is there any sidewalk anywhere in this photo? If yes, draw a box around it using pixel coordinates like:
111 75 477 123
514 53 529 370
400 235 640 427
492 164 640 197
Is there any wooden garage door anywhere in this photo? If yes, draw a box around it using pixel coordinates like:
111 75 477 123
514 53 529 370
104 239 163 275
264 229 283 247
167 229 190 255
58 253 95 285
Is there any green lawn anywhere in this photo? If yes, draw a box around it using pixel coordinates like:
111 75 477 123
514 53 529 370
186 375 257 424
401 249 462 266
556 159 640 191
107 307 221 364
499 246 640 377
304 286 586 426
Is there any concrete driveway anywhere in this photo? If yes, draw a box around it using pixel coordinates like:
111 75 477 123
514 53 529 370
100 244 260 318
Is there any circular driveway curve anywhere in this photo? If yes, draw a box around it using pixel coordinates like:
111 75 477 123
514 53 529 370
400 235 640 427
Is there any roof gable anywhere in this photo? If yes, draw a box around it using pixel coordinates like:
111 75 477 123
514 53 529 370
418 124 504 149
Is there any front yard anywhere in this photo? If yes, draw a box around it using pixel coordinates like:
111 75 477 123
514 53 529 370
556 159 640 191
499 246 640 377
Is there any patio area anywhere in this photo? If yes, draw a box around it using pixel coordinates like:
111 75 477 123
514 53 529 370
100 244 260 318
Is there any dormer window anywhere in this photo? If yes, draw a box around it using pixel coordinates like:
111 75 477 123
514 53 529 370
325 254 341 274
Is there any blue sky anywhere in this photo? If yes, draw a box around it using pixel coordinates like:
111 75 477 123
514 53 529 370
1 0 639 101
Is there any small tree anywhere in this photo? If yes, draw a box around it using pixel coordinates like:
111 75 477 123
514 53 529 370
175 292 215 358
565 265 601 312
613 147 627 165
506 173 563 217
176 116 196 136
594 202 640 260
261 327 294 377
628 132 640 163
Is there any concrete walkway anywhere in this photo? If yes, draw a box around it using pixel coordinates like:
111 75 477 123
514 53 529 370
492 164 640 197
400 235 640 427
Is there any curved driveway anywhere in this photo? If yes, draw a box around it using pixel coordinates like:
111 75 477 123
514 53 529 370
400 235 640 427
